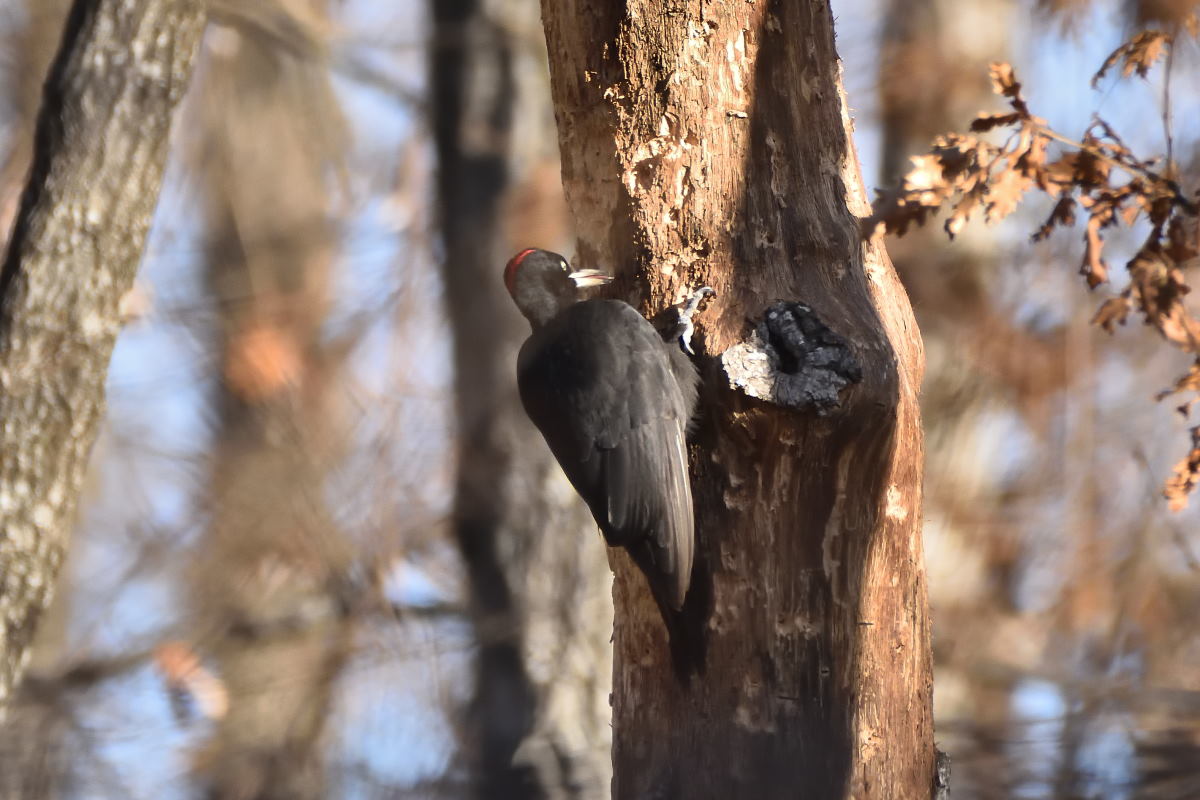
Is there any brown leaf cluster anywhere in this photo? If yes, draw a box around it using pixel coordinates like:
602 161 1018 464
1092 30 1172 86
153 641 229 722
868 65 1057 241
1165 427 1200 511
869 45 1200 506
223 321 305 401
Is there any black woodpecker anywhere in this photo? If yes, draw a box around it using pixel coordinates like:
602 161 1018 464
504 248 710 613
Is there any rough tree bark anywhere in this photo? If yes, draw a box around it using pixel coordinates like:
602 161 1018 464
540 2 934 798
430 1 613 797
0 0 204 709
0 3 76 794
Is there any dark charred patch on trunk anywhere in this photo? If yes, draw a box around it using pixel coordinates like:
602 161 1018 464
720 301 863 414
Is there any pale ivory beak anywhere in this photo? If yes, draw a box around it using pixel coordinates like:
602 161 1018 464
569 268 614 288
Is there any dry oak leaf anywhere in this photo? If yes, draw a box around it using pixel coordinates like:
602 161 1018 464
1082 215 1110 288
903 153 952 203
985 164 1034 222
1093 30 1172 87
1164 427 1200 511
1166 215 1200 263
1127 246 1200 350
970 112 1023 133
154 641 229 722
1033 196 1077 241
989 62 1024 103
224 321 304 401
1156 358 1200 402
946 189 985 238
1045 149 1111 192
1092 296 1132 332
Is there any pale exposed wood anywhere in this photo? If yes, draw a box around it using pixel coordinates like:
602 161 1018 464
539 1 934 797
0 0 204 709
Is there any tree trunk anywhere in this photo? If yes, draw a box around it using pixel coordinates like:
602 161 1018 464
874 1 1025 789
0 0 74 239
0 0 204 709
184 4 352 798
430 1 613 797
539 1 934 797
0 4 76 791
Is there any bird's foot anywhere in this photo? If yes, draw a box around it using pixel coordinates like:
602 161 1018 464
677 287 715 355
651 286 716 354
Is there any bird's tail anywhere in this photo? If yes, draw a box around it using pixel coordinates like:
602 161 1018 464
626 541 710 681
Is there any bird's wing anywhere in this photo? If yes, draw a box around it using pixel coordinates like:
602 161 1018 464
517 300 695 608
599 410 694 609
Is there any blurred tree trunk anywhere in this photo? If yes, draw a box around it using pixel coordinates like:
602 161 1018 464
430 1 613 798
0 3 76 795
876 0 1030 779
541 1 933 798
184 4 353 798
877 0 1055 408
0 0 73 238
876 0 1016 627
0 0 204 708
0 588 72 800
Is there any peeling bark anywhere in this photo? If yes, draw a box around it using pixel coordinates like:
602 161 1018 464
539 1 933 797
0 0 204 709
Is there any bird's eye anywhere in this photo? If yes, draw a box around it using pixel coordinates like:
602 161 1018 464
560 260 569 271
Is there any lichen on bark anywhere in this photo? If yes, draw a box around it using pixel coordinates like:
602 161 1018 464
0 0 205 708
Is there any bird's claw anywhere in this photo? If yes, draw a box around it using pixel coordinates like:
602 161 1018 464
682 286 716 316
677 287 715 355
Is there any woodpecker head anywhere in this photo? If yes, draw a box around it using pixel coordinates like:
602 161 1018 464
504 248 613 327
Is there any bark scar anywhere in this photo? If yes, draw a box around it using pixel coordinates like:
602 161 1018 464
719 301 863 413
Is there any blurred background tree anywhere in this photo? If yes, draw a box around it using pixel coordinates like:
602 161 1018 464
0 0 1196 798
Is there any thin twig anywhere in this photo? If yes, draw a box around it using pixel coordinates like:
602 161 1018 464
1029 122 1198 215
1163 40 1175 175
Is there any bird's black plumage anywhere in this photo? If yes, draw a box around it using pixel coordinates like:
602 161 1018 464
505 249 700 610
